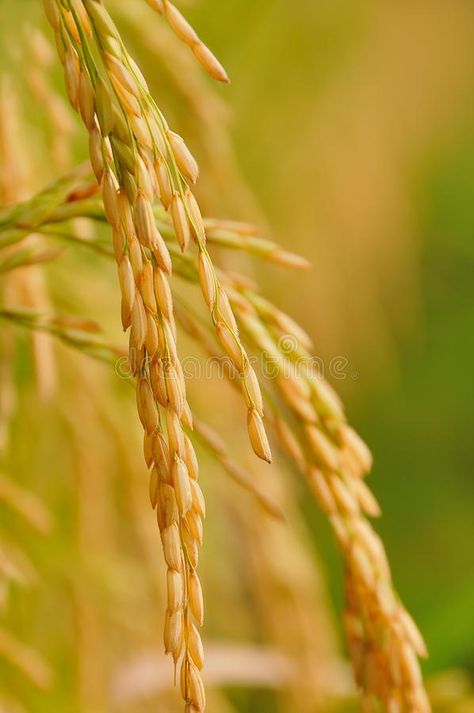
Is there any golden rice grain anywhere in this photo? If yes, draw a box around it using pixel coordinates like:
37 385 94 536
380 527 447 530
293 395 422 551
162 522 182 571
353 478 381 517
341 425 373 473
130 291 147 349
112 228 125 262
112 78 141 116
145 312 160 356
160 483 179 529
182 526 199 569
198 251 216 310
144 431 154 468
151 231 173 274
217 287 239 333
186 661 206 710
185 189 205 242
167 569 184 612
242 365 264 415
164 2 198 45
154 158 173 208
78 71 95 128
271 249 311 270
168 131 199 184
43 0 60 29
128 235 143 279
137 377 159 434
164 608 183 661
399 611 428 659
166 409 185 457
150 0 229 84
152 430 171 477
171 192 191 251
350 543 375 590
247 409 272 463
150 358 169 406
153 268 173 320
190 480 205 518
399 642 422 688
139 260 156 312
88 120 104 181
184 435 199 481
130 113 153 148
216 321 244 371
104 52 139 97
308 467 336 515
102 170 120 227
192 42 229 84
188 623 204 670
171 457 192 515
134 192 157 248
185 510 203 546
278 373 312 413
64 51 80 110
118 256 135 321
188 571 204 626
95 77 115 135
329 475 359 515
149 466 159 508
305 425 340 471
310 376 345 420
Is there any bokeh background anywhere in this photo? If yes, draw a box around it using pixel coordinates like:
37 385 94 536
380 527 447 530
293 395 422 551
0 1 473 711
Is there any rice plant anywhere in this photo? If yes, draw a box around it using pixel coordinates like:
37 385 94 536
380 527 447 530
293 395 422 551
0 2 440 712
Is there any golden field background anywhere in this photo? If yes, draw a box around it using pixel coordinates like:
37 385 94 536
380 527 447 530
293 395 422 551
0 1 473 711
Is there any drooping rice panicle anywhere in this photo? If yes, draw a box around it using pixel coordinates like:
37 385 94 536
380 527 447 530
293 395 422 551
154 235 432 711
46 0 270 453
230 297 431 713
42 3 271 709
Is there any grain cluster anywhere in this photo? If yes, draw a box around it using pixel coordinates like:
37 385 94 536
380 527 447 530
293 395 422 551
43 1 271 710
40 2 432 711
